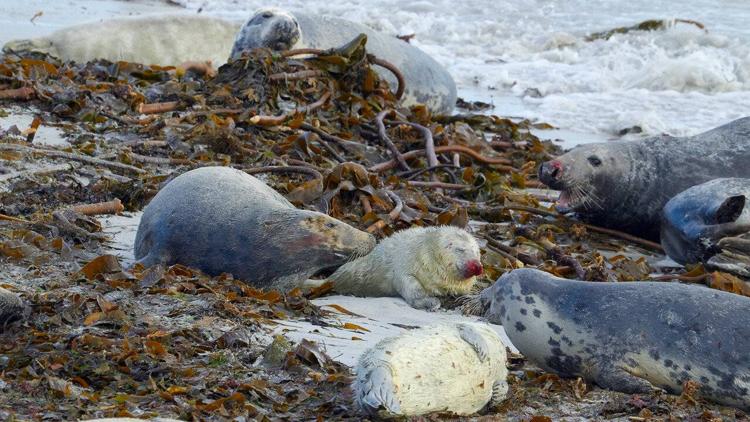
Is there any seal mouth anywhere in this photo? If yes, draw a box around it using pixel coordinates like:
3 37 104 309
555 190 574 213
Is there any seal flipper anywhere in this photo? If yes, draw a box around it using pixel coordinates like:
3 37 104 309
355 364 401 415
457 323 491 362
490 379 509 406
595 366 657 394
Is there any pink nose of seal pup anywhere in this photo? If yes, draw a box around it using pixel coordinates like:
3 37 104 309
463 260 484 278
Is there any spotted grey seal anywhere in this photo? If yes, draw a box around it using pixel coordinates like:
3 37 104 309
0 287 24 330
661 178 750 276
354 322 508 416
320 226 483 310
134 166 375 289
538 117 750 240
471 268 750 410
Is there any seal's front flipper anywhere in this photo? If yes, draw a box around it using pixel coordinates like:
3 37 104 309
595 366 657 394
457 323 491 362
490 379 509 406
355 364 400 415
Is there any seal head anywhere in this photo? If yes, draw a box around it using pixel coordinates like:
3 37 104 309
661 178 750 275
230 7 301 58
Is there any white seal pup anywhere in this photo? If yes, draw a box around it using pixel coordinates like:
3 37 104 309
538 117 750 240
324 226 483 310
661 177 750 276
472 268 750 410
3 15 240 68
354 322 508 416
230 7 458 114
134 166 375 290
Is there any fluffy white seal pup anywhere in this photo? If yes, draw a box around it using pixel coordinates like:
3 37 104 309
354 322 508 416
324 226 483 310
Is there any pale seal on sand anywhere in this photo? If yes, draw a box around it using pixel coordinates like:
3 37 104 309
661 178 750 276
230 7 457 114
3 15 239 68
538 117 750 240
134 166 375 289
471 268 750 410
354 322 508 416
0 287 25 330
323 226 483 310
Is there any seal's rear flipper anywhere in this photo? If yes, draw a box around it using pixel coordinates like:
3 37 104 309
354 364 400 415
457 323 491 362
595 366 657 394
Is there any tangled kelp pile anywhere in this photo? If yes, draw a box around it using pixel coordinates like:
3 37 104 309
0 35 747 420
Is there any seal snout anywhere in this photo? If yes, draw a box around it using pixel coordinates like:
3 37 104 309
538 160 563 186
463 259 484 279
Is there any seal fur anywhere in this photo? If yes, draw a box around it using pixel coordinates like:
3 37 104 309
0 287 24 330
3 15 239 68
134 166 375 290
538 117 750 239
354 322 508 416
474 268 750 410
324 226 483 310
661 177 750 276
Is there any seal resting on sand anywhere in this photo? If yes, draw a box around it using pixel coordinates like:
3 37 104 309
538 117 750 240
3 15 238 68
470 268 750 410
0 287 24 330
230 7 457 114
661 178 750 276
134 166 375 290
3 8 457 114
322 226 483 310
354 322 508 416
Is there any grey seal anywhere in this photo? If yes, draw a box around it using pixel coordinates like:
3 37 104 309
0 287 24 330
320 225 483 310
4 8 457 114
472 268 750 410
134 166 375 289
354 322 508 416
538 117 750 240
661 178 750 276
231 7 457 114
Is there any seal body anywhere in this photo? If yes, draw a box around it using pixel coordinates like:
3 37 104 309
354 322 508 416
325 226 483 310
538 117 750 239
478 268 750 410
134 166 375 289
3 15 240 67
661 178 750 276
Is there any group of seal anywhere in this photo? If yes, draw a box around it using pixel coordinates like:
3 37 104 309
2 8 457 114
470 268 750 410
538 117 750 241
134 166 375 289
354 322 508 416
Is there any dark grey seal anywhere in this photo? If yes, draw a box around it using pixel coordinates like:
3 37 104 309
471 268 750 410
661 178 750 276
0 287 24 330
538 117 750 240
230 7 457 114
134 166 375 289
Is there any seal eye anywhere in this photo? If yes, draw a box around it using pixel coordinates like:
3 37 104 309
587 155 602 167
262 12 273 18
325 222 337 229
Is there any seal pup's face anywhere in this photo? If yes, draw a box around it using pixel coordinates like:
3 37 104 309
538 143 631 215
661 178 750 275
230 7 301 59
434 227 483 290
